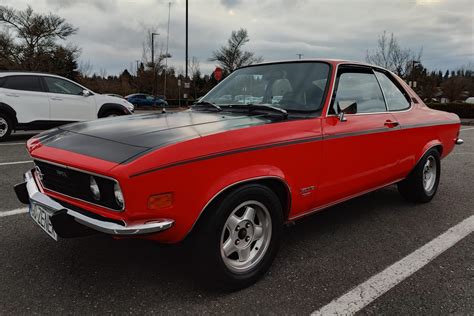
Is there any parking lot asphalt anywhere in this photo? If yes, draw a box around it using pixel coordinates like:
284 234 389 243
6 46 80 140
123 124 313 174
0 128 472 315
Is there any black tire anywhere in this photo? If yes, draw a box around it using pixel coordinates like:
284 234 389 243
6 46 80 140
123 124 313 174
192 184 283 291
0 113 13 142
102 111 122 118
398 148 441 203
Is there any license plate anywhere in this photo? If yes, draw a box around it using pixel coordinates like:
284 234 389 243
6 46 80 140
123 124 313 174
30 203 58 241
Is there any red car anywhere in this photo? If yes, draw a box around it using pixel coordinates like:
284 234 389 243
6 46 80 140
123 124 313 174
15 59 463 289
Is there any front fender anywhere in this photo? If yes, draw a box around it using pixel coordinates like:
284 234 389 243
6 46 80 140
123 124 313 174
202 164 287 207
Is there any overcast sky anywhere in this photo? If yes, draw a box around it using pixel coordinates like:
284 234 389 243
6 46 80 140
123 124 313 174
3 0 472 75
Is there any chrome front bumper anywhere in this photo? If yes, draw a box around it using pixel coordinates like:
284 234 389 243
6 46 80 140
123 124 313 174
16 169 174 237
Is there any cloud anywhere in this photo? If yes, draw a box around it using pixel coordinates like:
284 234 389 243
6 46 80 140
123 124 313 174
45 0 117 12
220 0 242 8
1 0 471 75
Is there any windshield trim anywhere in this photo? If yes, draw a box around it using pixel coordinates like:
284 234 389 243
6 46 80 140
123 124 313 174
198 61 333 117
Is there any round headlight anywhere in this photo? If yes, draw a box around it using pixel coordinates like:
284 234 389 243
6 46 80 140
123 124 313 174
89 176 100 201
114 182 124 208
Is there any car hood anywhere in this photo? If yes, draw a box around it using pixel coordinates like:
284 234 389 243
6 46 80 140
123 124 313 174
35 110 273 163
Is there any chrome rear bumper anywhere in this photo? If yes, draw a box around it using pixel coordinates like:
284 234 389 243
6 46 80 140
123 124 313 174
15 169 174 237
455 138 464 145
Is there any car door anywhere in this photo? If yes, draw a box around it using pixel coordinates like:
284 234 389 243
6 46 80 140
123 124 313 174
145 95 155 106
317 66 401 206
373 70 414 179
43 76 96 122
1 75 50 124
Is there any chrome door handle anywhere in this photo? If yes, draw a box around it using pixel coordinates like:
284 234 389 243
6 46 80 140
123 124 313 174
384 120 399 128
5 93 19 97
51 97 63 101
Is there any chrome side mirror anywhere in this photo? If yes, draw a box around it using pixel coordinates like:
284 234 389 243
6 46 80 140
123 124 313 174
82 90 91 97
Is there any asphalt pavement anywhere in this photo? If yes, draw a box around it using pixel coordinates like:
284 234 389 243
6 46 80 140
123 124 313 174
0 128 472 315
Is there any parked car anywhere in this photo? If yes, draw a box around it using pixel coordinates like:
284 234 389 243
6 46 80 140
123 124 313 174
104 93 124 99
125 93 168 107
0 72 134 141
465 97 474 104
15 59 462 289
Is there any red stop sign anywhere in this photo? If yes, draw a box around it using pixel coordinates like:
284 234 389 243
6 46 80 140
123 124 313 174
213 67 223 81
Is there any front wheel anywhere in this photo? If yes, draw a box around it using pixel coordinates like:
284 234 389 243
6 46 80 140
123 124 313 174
398 148 441 203
0 114 13 142
193 184 283 290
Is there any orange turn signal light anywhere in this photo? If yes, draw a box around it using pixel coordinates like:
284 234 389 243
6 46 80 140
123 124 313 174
148 193 173 210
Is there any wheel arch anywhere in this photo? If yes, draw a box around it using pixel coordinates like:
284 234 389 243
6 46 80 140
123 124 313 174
0 102 18 126
97 103 130 118
420 140 443 161
185 176 292 240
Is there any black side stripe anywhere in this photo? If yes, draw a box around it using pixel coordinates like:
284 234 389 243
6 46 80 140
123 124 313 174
130 120 459 178
130 136 323 178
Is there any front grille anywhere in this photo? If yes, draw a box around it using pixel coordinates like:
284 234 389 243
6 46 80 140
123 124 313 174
35 160 123 211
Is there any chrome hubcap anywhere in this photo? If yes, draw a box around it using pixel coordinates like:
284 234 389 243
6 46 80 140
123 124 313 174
220 200 272 273
0 118 8 137
422 156 437 192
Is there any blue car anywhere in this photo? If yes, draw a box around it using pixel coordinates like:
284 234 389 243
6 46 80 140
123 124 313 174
125 93 168 107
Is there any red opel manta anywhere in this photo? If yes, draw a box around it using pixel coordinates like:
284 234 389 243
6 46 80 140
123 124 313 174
15 59 463 289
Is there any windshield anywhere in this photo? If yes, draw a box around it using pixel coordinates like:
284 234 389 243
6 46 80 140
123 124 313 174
200 62 331 113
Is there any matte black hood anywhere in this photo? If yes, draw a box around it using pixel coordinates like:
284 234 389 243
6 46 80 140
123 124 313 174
37 110 272 163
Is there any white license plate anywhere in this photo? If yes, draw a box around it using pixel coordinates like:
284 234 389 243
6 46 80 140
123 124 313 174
30 203 58 241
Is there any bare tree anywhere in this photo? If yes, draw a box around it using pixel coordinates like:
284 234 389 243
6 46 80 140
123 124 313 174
366 31 422 78
0 5 79 76
441 77 470 101
78 60 93 77
189 56 200 79
210 28 262 74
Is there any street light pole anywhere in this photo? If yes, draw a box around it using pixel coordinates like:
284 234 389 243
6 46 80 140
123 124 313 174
151 32 159 96
185 0 189 106
185 0 188 79
164 2 171 98
296 53 303 59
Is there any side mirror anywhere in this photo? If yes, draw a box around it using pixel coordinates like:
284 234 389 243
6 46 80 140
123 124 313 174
82 90 91 97
336 101 357 122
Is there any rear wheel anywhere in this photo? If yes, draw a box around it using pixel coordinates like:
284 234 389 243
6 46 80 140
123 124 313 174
193 184 283 290
0 114 13 142
398 148 440 203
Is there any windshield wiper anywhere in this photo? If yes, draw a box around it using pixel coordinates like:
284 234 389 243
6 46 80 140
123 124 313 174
193 101 222 112
226 103 288 118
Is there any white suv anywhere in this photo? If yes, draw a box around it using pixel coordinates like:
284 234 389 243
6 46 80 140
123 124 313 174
0 72 134 141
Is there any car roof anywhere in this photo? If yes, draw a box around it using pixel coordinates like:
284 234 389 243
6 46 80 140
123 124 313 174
0 71 67 79
240 58 387 71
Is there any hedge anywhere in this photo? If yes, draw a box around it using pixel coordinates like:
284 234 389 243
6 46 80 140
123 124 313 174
426 103 474 118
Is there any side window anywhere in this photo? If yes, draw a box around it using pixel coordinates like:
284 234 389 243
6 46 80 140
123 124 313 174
374 71 410 111
3 76 43 92
334 71 386 114
44 77 84 95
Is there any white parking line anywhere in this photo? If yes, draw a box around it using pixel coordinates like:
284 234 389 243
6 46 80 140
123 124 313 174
0 207 28 218
312 215 474 316
460 127 474 131
0 142 26 146
0 161 33 166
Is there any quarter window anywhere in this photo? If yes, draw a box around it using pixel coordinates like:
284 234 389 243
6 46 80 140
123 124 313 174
334 71 386 114
44 77 84 95
3 76 43 92
374 71 410 111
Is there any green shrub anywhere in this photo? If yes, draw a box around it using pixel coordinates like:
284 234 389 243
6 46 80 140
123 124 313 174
426 103 474 118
